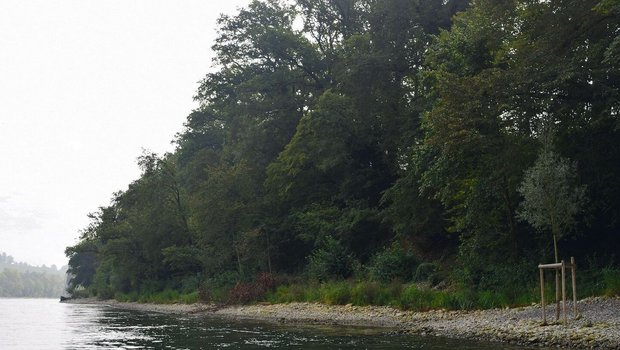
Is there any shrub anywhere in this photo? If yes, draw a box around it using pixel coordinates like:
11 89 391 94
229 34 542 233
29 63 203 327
399 285 435 311
377 281 404 306
70 287 91 299
178 274 202 294
449 289 476 310
368 244 417 283
351 281 380 306
477 290 509 309
228 282 258 304
303 283 322 302
179 291 199 304
414 262 440 284
269 285 293 303
224 272 281 304
603 268 620 296
255 272 277 294
320 282 351 305
430 291 451 309
198 271 243 304
198 282 212 303
115 291 139 302
307 236 357 281
96 286 115 300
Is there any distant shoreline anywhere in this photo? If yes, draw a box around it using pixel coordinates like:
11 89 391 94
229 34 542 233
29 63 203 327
64 296 620 349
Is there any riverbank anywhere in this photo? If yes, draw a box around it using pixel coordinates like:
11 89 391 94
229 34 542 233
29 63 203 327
65 296 620 349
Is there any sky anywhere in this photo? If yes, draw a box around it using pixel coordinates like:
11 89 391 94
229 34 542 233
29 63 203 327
0 0 251 268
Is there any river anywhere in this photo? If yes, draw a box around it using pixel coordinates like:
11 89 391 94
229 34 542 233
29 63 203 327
0 298 547 349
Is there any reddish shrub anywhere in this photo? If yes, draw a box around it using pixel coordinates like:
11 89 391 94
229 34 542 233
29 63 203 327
228 282 257 304
255 272 277 294
226 273 280 304
198 283 211 303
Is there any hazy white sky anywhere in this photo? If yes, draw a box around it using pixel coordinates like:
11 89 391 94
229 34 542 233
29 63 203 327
0 0 251 267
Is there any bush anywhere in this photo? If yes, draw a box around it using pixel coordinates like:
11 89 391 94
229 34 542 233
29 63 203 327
449 289 477 310
476 290 509 309
96 286 115 300
115 291 139 302
377 281 404 306
603 268 620 296
414 262 440 284
178 274 202 294
179 291 199 304
198 282 212 303
267 281 405 307
320 282 351 305
255 272 277 294
430 291 451 309
399 285 435 311
228 282 258 304
351 282 380 306
70 287 91 299
224 272 281 304
137 289 180 303
269 285 294 303
307 236 357 281
368 244 417 283
197 271 243 303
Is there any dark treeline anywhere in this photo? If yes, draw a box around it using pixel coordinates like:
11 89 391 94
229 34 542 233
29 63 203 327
0 253 67 298
66 0 620 303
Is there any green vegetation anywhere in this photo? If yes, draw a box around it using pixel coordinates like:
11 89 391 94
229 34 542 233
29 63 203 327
0 252 67 297
115 290 199 304
65 0 620 308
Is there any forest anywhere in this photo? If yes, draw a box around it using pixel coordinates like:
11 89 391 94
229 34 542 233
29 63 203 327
0 253 67 298
66 0 620 308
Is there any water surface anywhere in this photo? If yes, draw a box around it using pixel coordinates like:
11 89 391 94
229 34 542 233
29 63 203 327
0 298 548 349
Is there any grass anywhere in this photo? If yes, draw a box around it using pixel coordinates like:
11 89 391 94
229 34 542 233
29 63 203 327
265 280 498 311
87 268 620 311
114 289 198 304
602 268 620 296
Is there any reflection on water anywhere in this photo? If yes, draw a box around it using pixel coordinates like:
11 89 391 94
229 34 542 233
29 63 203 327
0 298 545 349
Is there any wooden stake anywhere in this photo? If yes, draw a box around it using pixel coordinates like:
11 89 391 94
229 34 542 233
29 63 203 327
562 260 567 325
571 256 577 318
540 267 546 325
555 270 560 321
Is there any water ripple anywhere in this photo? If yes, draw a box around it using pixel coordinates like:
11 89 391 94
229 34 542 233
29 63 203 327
0 298 546 349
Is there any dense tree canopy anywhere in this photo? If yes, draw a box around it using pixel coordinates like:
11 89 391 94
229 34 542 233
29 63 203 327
66 0 620 299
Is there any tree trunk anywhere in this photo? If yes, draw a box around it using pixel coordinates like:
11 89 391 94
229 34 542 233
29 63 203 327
553 229 561 321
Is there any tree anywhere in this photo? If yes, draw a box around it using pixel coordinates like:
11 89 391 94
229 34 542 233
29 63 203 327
518 146 587 263
63 0 620 303
65 239 98 293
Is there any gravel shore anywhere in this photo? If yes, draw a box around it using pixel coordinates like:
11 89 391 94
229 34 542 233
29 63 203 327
66 296 620 349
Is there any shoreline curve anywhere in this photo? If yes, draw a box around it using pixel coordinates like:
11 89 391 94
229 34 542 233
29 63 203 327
64 296 620 349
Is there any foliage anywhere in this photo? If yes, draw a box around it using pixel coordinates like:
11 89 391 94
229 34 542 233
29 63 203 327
227 272 278 304
399 285 436 311
602 269 620 296
115 289 199 304
0 252 67 298
518 146 587 262
307 236 357 281
350 281 381 306
0 269 66 298
367 244 417 283
414 262 440 284
64 0 620 309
